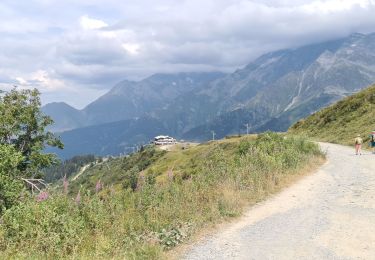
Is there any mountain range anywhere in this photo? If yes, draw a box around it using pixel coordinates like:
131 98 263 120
44 32 375 158
43 72 225 132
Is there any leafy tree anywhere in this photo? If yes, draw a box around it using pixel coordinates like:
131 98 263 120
0 144 24 214
0 88 63 212
0 88 63 177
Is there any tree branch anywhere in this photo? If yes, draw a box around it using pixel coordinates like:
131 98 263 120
21 178 48 194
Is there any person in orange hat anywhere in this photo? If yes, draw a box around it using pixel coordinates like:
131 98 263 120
355 134 363 155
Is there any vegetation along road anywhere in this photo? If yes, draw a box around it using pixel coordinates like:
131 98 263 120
183 143 375 259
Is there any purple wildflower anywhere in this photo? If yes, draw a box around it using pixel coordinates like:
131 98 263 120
36 191 49 202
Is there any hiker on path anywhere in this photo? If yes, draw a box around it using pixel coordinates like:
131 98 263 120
355 134 363 155
370 131 375 154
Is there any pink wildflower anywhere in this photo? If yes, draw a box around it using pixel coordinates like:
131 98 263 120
95 179 102 193
36 191 49 202
75 190 81 205
63 175 69 194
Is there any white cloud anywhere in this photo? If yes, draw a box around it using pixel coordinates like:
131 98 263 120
30 70 66 91
122 43 140 55
301 0 375 13
79 15 108 30
12 70 66 92
1 0 375 108
15 77 27 85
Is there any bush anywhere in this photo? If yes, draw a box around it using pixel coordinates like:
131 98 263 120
0 196 85 255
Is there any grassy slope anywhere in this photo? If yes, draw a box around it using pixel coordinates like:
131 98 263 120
289 84 375 146
68 139 244 194
0 133 324 259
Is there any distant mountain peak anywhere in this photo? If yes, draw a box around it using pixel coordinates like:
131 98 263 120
43 101 76 109
42 102 83 132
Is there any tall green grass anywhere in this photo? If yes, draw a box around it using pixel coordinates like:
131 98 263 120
290 84 375 146
0 133 323 259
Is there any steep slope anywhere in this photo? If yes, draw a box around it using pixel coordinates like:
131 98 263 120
66 134 321 195
154 41 341 139
289 84 375 146
82 72 225 126
158 45 328 135
44 72 225 132
250 33 375 124
186 33 375 139
42 102 84 132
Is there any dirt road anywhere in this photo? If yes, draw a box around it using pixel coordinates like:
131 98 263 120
183 143 375 259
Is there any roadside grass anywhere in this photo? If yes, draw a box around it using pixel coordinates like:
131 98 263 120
0 132 324 259
289 84 375 146
168 153 325 260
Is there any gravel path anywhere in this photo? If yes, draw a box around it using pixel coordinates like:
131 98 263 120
183 143 375 260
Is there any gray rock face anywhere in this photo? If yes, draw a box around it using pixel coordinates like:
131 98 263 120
82 72 226 125
263 33 375 114
185 33 375 140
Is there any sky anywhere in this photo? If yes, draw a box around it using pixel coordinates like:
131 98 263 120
1 0 375 109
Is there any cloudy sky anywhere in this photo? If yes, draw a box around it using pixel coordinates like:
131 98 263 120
1 0 375 108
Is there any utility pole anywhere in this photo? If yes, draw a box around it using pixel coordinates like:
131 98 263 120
211 131 216 141
244 123 250 135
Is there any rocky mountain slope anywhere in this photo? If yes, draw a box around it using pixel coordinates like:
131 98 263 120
46 32 375 157
43 72 225 132
86 72 225 125
185 33 375 140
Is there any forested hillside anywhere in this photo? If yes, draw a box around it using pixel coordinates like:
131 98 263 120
43 154 97 183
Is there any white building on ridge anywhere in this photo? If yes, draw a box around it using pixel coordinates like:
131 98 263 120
154 135 177 145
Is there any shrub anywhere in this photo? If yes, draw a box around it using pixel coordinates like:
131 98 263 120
0 196 85 256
